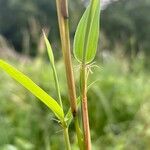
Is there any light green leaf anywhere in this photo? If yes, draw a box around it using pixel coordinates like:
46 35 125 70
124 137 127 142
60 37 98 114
73 0 101 64
0 59 64 121
43 31 54 66
43 31 63 108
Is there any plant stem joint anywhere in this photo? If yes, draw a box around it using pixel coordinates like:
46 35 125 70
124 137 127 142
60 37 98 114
61 0 69 19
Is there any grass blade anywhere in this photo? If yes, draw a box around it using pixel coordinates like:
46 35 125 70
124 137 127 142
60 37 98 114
43 31 63 108
0 59 64 121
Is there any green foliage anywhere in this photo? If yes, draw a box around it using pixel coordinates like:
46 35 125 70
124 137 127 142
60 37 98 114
0 59 64 121
73 0 100 64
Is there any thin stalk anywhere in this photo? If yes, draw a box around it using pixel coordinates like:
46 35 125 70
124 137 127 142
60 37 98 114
51 65 71 150
52 65 63 108
55 0 83 149
80 64 91 150
74 116 84 150
64 127 71 150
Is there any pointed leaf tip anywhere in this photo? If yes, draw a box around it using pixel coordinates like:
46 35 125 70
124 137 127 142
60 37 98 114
43 31 55 66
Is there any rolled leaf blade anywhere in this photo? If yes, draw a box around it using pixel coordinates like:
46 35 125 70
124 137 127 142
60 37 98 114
43 31 55 66
0 59 64 121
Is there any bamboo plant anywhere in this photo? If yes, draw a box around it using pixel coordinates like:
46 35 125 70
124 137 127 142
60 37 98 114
0 0 101 149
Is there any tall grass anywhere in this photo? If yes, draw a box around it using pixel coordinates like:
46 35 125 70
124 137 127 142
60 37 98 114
0 54 149 149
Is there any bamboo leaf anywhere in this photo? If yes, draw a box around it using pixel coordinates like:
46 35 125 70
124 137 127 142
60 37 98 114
73 0 101 64
0 59 64 121
43 31 63 108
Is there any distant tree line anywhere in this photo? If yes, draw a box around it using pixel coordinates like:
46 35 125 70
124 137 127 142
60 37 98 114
101 0 150 55
0 0 84 56
0 0 149 56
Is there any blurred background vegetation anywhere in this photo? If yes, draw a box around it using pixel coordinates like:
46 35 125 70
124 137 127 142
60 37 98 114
0 0 150 149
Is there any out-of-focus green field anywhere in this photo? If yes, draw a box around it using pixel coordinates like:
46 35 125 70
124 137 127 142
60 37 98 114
0 54 150 150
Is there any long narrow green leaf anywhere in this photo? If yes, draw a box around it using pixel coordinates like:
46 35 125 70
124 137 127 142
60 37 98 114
43 32 63 108
0 59 64 121
73 0 101 64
